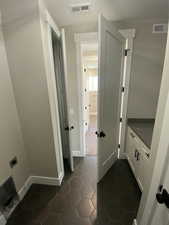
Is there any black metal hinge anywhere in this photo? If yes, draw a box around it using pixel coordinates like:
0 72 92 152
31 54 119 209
121 87 125 92
118 144 121 149
120 118 122 122
124 49 130 56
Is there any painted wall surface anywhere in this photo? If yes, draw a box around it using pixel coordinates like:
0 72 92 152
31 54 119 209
0 26 30 191
116 20 167 158
3 10 58 178
120 20 167 118
64 23 97 152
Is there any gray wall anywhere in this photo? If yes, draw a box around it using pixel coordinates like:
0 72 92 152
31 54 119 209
3 7 58 178
64 23 98 152
0 26 30 191
121 20 167 118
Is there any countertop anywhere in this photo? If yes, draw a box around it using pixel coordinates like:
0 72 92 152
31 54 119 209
128 119 155 149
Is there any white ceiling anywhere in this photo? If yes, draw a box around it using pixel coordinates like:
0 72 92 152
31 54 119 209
0 0 168 26
44 0 168 26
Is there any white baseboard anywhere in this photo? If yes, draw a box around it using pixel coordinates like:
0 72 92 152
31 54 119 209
119 152 127 159
1 174 63 223
18 174 63 200
0 215 6 225
133 219 137 225
18 176 32 200
73 151 84 157
31 173 64 186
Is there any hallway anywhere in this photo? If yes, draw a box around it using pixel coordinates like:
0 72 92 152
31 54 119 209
7 157 141 225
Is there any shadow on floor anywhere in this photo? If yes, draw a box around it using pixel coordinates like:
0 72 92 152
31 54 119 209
6 157 141 225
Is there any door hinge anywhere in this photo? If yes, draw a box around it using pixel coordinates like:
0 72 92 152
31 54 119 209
124 49 130 56
118 144 121 149
120 118 122 122
121 87 125 92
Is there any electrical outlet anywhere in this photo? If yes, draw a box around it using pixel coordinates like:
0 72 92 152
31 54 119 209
9 157 18 168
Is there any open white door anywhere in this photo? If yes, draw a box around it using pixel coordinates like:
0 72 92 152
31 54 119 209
138 26 169 225
149 148 169 225
61 29 74 172
83 67 90 133
97 15 124 181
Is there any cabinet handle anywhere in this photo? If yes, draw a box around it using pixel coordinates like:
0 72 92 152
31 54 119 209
137 152 140 161
134 149 138 158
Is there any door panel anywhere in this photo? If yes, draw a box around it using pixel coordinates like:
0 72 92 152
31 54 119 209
150 155 169 225
83 67 90 133
61 29 74 172
52 29 74 172
98 15 124 181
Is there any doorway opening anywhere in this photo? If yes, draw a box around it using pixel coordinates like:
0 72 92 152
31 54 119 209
81 43 98 156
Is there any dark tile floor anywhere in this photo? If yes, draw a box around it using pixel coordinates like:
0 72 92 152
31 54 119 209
7 157 141 225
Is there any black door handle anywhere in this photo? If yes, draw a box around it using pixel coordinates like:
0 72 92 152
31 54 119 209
65 126 74 131
65 126 69 131
100 131 106 138
95 131 106 138
156 188 169 208
70 126 74 130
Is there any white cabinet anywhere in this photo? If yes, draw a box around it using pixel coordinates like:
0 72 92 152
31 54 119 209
126 127 150 192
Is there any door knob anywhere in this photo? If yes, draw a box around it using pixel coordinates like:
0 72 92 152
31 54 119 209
100 131 106 138
156 188 169 208
95 131 106 138
70 126 74 130
65 126 74 131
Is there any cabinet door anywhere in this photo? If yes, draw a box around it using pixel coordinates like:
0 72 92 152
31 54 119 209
137 147 150 191
127 128 137 173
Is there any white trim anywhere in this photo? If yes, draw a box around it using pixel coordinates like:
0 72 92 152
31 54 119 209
118 29 136 157
39 0 60 37
75 32 98 157
73 151 85 157
1 173 63 222
75 32 98 43
119 152 127 159
137 23 169 225
18 174 63 199
0 215 6 225
127 155 143 192
30 174 64 186
119 29 136 39
133 219 138 225
39 3 65 182
18 177 32 200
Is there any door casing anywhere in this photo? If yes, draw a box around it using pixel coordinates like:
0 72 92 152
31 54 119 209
75 32 98 157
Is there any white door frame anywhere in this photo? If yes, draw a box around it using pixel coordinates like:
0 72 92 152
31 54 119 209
118 29 136 158
75 32 98 157
135 23 169 225
39 2 64 184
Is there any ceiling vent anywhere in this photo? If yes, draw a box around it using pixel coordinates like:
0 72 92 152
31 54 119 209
153 24 168 33
71 3 91 13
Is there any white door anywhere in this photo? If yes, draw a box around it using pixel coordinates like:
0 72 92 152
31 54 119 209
61 29 74 172
97 15 124 181
83 66 90 133
139 26 169 225
148 147 169 225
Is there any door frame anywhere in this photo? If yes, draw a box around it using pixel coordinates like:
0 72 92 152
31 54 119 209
74 32 98 157
118 29 136 158
134 23 169 225
39 2 65 184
